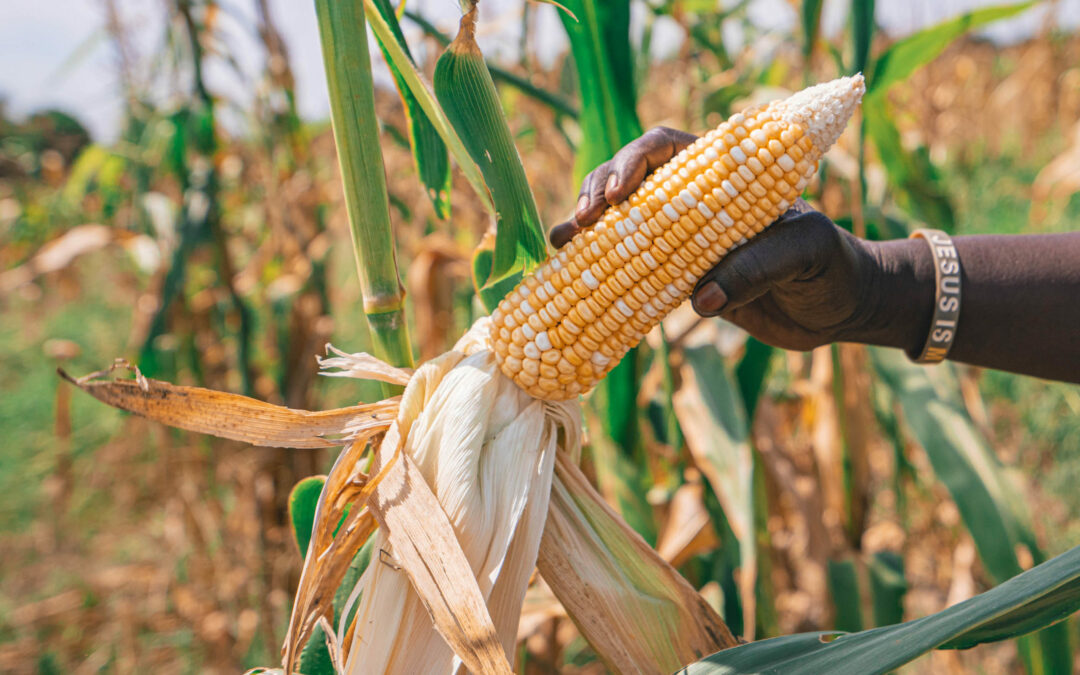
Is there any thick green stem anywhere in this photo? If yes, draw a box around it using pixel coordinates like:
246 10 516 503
314 0 414 382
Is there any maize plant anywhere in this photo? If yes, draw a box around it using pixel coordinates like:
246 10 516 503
63 2 1080 674
66 71 862 674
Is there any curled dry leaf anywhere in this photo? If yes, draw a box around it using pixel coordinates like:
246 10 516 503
283 436 389 672
67 323 737 675
1031 120 1080 224
60 360 398 449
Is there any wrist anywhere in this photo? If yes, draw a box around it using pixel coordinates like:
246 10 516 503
841 237 936 354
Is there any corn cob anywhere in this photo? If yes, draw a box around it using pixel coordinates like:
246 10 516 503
490 75 865 401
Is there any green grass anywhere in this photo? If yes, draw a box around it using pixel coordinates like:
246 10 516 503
0 251 135 532
948 131 1080 236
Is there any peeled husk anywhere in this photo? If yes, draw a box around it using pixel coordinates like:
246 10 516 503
67 319 734 674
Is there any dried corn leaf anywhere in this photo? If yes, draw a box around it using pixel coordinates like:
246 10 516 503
539 451 736 673
61 361 397 448
284 435 388 672
656 482 720 570
1031 121 1080 224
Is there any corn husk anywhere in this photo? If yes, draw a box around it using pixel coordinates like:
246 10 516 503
68 318 736 674
304 319 734 674
333 319 579 673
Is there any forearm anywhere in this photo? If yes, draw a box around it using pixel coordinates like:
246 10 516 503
851 232 1080 383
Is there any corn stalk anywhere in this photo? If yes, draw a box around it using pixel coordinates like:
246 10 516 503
314 0 413 377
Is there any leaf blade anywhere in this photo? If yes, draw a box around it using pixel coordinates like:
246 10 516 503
681 545 1080 674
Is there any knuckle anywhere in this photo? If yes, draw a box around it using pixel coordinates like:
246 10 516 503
737 247 771 286
804 211 835 232
643 126 674 142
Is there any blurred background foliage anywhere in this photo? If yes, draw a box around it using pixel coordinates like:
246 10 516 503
1 0 1079 673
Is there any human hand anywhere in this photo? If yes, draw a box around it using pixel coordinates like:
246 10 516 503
549 126 699 247
549 128 917 352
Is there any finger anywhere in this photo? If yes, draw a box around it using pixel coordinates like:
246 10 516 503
574 160 614 226
549 220 580 249
605 127 698 205
691 210 836 316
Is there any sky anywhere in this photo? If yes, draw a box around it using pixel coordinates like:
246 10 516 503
1 0 1076 142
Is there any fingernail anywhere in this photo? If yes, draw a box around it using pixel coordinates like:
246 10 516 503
694 281 728 314
576 195 589 216
605 173 618 193
549 222 577 248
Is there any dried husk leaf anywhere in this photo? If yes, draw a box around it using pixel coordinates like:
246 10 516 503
284 435 389 672
0 223 137 293
539 451 737 673
358 423 511 674
318 345 414 385
60 361 397 448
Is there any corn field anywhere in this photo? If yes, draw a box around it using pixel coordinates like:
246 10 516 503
2 0 1080 673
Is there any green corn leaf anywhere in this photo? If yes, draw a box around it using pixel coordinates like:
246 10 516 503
470 239 523 312
800 0 824 63
869 551 906 628
434 9 547 292
680 544 1080 674
871 348 1071 672
863 97 955 230
871 350 1033 582
61 145 110 206
656 327 682 452
556 0 643 181
363 0 494 216
296 624 335 675
850 0 875 77
827 559 864 632
702 79 757 121
288 476 326 559
734 337 774 420
369 0 452 219
675 345 757 636
866 1 1034 97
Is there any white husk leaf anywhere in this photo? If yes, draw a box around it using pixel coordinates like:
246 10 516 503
318 344 414 385
343 318 580 674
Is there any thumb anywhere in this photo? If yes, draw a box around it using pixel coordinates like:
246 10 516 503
691 209 835 316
